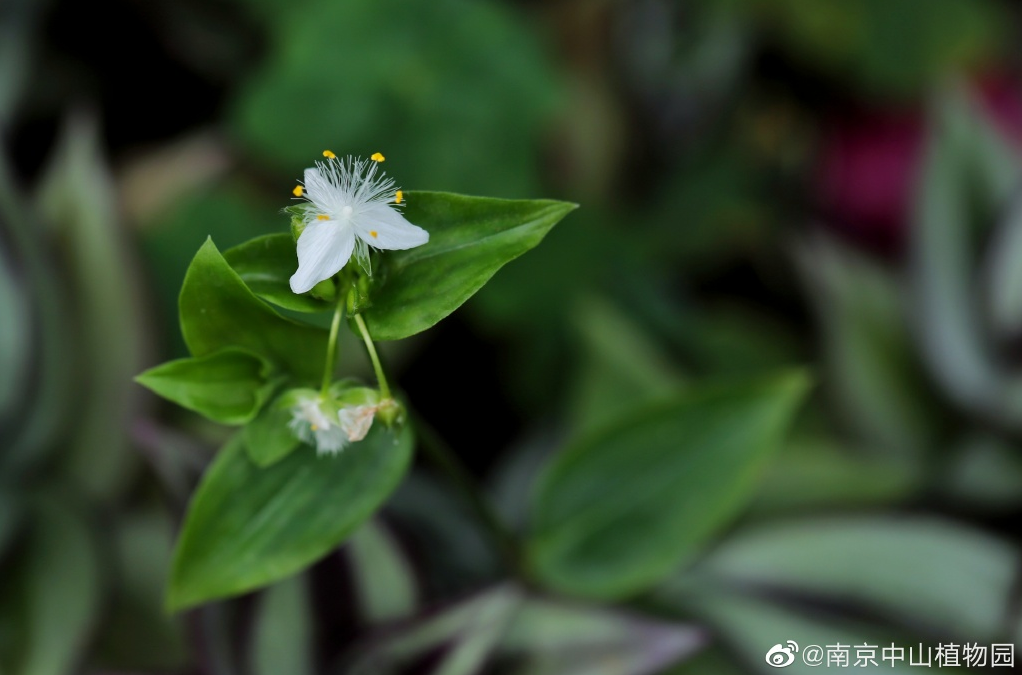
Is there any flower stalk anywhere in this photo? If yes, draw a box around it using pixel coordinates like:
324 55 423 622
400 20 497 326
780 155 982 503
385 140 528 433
321 291 346 397
353 312 391 400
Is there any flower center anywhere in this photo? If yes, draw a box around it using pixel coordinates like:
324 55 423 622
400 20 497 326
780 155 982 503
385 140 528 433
340 205 353 220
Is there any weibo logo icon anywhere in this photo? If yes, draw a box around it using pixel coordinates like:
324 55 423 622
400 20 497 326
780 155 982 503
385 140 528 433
765 641 799 668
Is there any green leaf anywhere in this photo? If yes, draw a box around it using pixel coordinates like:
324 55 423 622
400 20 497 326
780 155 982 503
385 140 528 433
36 115 145 501
92 509 187 672
179 238 327 383
231 0 560 198
795 237 942 458
224 234 333 314
911 89 1022 426
527 372 810 600
136 348 277 425
347 520 418 624
142 185 286 359
244 394 302 467
361 192 576 341
568 297 683 438
751 436 919 515
984 196 1022 340
168 425 414 611
347 586 522 675
250 575 314 675
0 498 101 675
670 589 917 675
686 516 1020 641
743 0 1004 97
498 598 704 675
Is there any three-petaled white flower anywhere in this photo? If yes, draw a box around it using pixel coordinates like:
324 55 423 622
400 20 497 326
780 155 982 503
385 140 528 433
289 152 429 294
288 394 347 455
287 393 381 455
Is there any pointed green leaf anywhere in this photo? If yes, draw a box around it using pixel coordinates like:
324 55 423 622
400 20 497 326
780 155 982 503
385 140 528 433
136 348 276 425
179 238 327 383
168 425 414 611
224 234 333 314
361 192 576 341
528 372 810 600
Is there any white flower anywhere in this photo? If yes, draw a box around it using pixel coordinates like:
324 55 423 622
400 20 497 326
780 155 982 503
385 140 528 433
289 152 429 294
337 404 378 442
288 394 347 455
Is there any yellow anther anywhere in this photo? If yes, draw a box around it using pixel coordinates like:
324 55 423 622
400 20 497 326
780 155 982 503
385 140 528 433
370 230 378 238
317 214 329 220
323 150 336 159
395 190 404 204
371 152 385 162
311 424 319 431
293 185 303 197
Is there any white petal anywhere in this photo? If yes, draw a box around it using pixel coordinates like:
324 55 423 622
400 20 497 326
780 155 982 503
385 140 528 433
302 167 337 211
289 220 356 294
314 426 348 455
338 405 377 442
355 203 429 251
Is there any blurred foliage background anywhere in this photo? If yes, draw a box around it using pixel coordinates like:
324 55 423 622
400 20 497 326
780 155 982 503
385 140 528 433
4 0 1022 673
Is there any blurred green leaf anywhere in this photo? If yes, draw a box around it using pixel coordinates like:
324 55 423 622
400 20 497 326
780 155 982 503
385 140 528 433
361 192 576 341
0 498 101 675
92 509 187 672
941 433 1022 508
36 115 144 499
569 298 683 438
528 371 810 600
232 0 559 197
388 474 502 590
347 520 418 624
0 494 21 559
0 0 40 128
244 394 301 467
985 194 1022 339
225 234 332 313
0 148 74 474
738 0 1004 96
0 239 30 433
179 238 327 383
912 88 1022 426
431 597 518 675
250 575 314 675
136 348 277 425
685 517 1020 641
499 598 704 675
796 237 942 457
658 647 745 675
670 589 916 675
168 425 413 610
752 436 919 515
347 586 522 675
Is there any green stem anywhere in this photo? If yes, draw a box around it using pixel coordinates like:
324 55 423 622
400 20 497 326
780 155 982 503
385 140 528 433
411 412 524 578
321 294 345 396
352 313 391 399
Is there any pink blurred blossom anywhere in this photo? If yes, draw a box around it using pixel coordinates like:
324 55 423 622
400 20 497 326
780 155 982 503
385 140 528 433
817 75 1022 254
